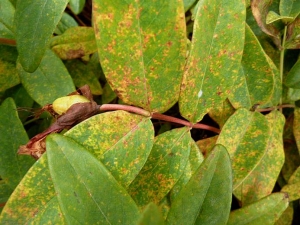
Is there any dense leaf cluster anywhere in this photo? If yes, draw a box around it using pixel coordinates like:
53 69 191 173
0 0 300 224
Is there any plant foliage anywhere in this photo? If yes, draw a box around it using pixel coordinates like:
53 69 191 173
0 0 300 224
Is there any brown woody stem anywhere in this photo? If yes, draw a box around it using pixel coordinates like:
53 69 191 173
99 104 220 134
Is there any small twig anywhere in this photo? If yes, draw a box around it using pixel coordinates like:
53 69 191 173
99 104 151 117
0 38 16 46
257 104 295 112
99 104 220 134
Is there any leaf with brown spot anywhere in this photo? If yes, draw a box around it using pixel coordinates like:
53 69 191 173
0 154 65 224
128 127 191 208
216 108 270 190
51 27 97 60
251 0 281 48
233 110 285 205
93 0 186 112
65 110 154 188
179 0 245 122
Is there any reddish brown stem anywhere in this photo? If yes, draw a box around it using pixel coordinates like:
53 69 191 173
0 38 16 46
257 104 295 112
99 104 151 117
99 104 220 134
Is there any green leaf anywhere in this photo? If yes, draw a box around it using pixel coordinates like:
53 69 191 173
101 82 117 103
170 139 204 202
0 154 65 224
15 0 68 72
51 27 97 60
0 45 19 92
93 0 186 112
216 108 270 190
129 127 191 207
227 193 289 225
208 99 235 128
166 145 232 225
65 110 154 188
280 0 300 19
183 0 197 12
0 0 15 39
0 98 35 190
54 12 78 35
275 203 294 225
228 24 274 109
47 134 140 225
65 59 103 95
0 182 13 213
266 11 294 24
138 203 165 225
196 135 219 158
234 110 285 205
281 166 300 201
285 18 300 49
69 0 85 15
18 49 75 106
294 108 300 153
179 0 245 122
285 57 300 88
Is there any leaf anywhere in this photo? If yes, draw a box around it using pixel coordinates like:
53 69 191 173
54 12 78 35
65 59 103 95
0 154 65 224
227 193 289 225
179 0 245 122
0 98 35 190
0 181 13 213
251 0 281 48
293 108 300 152
280 0 300 19
266 11 293 24
18 49 75 106
170 139 204 202
0 45 19 92
216 108 270 190
234 110 285 205
47 134 140 225
15 0 68 72
281 166 300 201
102 82 117 103
285 17 300 49
138 203 165 225
128 127 191 207
228 24 274 109
275 203 294 225
166 145 232 225
65 110 154 188
0 0 15 39
285 57 300 88
196 135 219 158
51 27 97 60
69 0 85 15
208 99 235 128
93 0 186 112
183 0 197 12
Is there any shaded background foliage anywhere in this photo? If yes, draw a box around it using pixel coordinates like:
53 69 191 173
0 0 300 224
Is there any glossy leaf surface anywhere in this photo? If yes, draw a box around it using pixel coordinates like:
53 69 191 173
69 0 85 15
217 108 270 189
179 0 245 122
229 24 274 109
51 27 97 60
66 111 154 188
0 155 64 224
129 127 191 207
167 145 232 225
18 49 75 106
15 0 68 72
93 0 186 112
47 134 140 225
0 98 35 190
227 193 289 225
235 110 285 205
